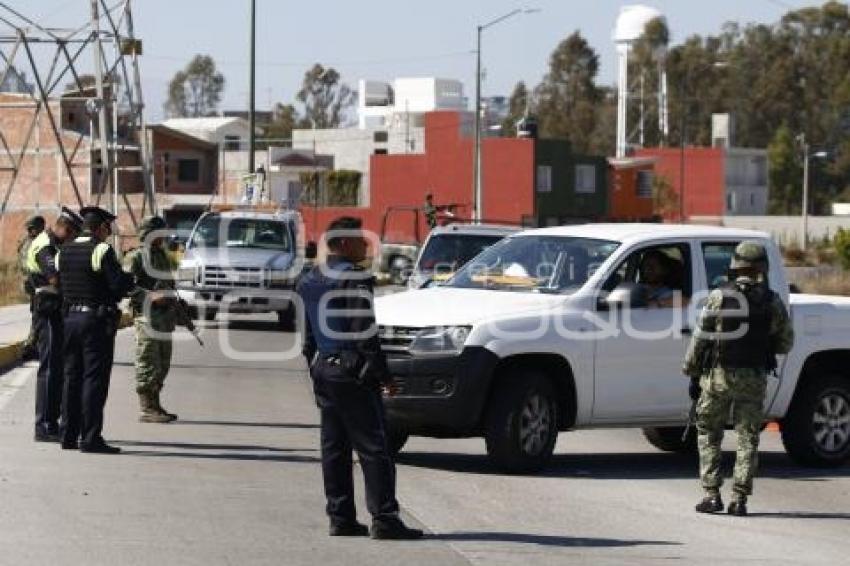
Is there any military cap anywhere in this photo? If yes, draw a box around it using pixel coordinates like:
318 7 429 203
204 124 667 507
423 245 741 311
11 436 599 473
139 215 167 239
730 240 768 271
80 205 117 228
25 215 45 230
58 206 84 231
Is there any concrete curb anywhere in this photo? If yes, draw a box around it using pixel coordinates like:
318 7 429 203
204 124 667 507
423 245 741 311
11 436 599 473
0 311 134 370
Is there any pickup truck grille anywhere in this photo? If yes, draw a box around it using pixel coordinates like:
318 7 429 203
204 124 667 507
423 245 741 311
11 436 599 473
203 265 264 289
378 325 420 355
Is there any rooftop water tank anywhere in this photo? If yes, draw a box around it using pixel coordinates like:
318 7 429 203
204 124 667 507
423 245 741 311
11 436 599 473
614 4 664 44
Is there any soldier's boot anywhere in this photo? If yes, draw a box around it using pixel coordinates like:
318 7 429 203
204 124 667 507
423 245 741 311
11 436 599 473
728 495 748 517
138 393 173 424
695 492 724 514
152 387 178 421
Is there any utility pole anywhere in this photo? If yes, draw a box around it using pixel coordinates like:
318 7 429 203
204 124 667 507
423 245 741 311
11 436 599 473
472 8 539 224
249 0 256 175
801 133 809 251
473 23 483 224
90 0 112 212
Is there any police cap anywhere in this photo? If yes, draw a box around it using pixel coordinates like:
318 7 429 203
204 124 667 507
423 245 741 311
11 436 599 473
80 206 117 230
25 215 45 230
730 240 768 272
58 206 83 232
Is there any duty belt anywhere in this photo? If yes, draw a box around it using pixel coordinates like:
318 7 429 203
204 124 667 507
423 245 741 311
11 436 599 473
67 305 96 313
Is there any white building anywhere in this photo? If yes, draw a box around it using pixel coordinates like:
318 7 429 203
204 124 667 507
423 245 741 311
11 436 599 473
357 77 466 130
162 117 253 150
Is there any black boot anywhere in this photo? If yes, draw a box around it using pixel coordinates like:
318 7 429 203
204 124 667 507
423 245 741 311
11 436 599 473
329 520 369 537
370 516 424 540
728 497 748 517
695 493 724 514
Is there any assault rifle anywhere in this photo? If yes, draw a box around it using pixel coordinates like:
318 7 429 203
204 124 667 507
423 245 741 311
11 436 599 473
135 283 204 347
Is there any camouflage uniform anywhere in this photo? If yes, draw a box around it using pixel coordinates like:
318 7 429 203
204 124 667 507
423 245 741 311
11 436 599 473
424 198 437 230
683 241 794 514
126 217 178 423
18 216 45 356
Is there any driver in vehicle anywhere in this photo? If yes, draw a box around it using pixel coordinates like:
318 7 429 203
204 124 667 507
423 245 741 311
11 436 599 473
639 250 679 308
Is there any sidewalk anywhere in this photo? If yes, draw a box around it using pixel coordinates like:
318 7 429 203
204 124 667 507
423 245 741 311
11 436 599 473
0 303 31 367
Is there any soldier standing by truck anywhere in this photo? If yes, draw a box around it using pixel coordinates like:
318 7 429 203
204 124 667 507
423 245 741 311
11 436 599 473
125 216 181 424
683 240 794 516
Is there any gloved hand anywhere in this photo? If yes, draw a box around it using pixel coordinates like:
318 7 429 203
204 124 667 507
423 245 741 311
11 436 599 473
689 377 702 401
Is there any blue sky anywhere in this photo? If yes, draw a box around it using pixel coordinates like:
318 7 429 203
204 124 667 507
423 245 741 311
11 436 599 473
15 0 824 121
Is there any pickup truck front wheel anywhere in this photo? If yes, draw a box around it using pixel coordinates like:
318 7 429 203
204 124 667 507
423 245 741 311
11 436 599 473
485 372 559 473
782 375 850 467
642 427 697 454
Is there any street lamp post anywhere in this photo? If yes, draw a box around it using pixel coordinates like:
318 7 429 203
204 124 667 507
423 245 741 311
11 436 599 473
473 8 538 224
799 132 829 251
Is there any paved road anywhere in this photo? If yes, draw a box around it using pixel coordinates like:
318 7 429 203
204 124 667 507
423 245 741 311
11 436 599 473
1 315 848 565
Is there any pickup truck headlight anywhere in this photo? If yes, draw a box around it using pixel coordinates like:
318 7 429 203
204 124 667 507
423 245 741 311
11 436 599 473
265 270 292 289
176 261 199 283
408 326 471 356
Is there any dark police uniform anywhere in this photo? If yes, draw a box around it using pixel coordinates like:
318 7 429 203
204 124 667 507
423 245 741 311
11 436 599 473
27 229 65 440
58 210 134 452
296 256 400 527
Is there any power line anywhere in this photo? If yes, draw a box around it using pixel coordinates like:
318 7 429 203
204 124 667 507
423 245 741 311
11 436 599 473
143 49 475 69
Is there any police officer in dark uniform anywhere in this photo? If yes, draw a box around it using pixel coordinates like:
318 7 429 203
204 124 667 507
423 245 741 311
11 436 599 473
28 207 83 442
296 216 423 540
58 206 134 454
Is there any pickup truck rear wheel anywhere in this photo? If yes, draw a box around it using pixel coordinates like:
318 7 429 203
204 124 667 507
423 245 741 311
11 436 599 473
782 375 850 467
642 427 697 454
485 372 559 473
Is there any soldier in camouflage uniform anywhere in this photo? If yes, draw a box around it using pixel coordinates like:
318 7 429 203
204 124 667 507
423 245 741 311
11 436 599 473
18 215 45 360
126 216 178 424
683 240 794 516
424 194 437 230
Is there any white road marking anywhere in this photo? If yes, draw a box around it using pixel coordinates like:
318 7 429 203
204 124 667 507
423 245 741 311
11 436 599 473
0 363 36 412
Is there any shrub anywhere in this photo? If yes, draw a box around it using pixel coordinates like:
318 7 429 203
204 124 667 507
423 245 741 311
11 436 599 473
833 228 850 270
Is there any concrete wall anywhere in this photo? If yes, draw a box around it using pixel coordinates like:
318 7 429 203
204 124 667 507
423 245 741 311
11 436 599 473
691 215 850 246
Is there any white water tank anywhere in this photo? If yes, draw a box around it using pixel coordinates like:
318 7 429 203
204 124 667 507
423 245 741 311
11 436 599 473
614 4 664 44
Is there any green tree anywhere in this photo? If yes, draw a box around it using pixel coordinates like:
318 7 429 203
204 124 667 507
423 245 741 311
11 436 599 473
535 32 601 153
297 64 355 129
260 103 300 148
164 55 225 118
767 124 802 214
500 81 529 137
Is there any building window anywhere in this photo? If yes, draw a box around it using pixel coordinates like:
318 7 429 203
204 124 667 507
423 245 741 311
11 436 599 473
177 159 200 183
374 148 388 155
575 164 596 194
636 170 653 198
536 165 552 193
373 131 388 143
224 135 241 151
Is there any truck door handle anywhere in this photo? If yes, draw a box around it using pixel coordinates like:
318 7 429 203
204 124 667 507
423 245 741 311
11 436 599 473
681 327 692 336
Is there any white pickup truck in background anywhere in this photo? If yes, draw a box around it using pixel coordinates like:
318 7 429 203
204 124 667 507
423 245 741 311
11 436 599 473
376 224 850 472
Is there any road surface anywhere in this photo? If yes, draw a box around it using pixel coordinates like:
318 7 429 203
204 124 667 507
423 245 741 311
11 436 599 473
0 314 847 565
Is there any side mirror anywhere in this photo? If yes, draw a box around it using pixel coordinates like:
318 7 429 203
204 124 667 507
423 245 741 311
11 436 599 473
599 283 648 310
305 240 318 260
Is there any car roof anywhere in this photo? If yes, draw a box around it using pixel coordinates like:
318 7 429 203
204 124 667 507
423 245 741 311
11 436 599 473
205 210 301 221
517 223 769 244
428 223 521 237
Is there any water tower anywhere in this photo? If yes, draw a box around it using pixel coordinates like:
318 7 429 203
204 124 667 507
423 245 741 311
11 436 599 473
614 4 669 157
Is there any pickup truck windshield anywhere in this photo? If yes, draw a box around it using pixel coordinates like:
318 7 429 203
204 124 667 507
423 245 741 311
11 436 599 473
418 234 506 273
189 216 292 251
447 235 619 293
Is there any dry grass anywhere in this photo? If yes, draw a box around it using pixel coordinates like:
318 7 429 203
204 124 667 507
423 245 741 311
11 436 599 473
796 272 850 296
0 261 27 307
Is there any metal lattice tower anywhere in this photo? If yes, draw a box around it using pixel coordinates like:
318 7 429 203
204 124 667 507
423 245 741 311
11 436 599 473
0 0 155 231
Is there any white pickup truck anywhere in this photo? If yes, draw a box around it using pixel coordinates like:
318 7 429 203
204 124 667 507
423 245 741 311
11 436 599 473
375 224 850 472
